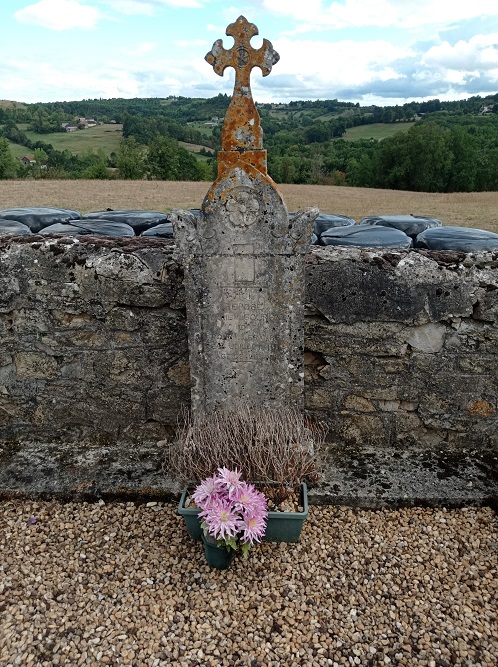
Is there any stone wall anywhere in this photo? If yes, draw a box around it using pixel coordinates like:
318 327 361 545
0 236 496 506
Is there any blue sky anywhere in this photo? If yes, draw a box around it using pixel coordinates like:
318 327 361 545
1 0 497 105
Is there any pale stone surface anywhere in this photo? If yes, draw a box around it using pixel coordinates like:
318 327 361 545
172 173 317 413
404 322 446 353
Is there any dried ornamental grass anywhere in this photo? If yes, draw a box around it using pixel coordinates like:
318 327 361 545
168 404 326 504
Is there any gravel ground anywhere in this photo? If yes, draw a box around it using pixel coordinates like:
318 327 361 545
1 501 497 667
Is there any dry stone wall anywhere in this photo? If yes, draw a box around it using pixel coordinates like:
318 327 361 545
0 236 496 506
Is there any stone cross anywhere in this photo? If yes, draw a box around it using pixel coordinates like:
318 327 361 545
172 17 318 415
205 15 279 162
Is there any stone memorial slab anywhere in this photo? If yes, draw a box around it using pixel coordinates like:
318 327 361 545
172 17 318 414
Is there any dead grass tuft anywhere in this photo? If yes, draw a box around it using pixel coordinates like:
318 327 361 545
168 403 327 503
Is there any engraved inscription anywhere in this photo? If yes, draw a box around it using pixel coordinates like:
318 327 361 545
215 286 271 362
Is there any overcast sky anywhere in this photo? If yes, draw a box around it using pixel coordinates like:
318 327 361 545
1 0 497 106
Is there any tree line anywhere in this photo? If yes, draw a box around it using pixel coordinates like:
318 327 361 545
1 93 497 190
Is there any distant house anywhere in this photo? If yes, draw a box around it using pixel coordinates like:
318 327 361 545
480 104 495 115
76 117 98 128
18 155 36 166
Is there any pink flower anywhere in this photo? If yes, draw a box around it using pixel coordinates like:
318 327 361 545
239 512 267 545
200 498 240 541
194 470 269 553
217 467 244 495
231 481 267 514
192 474 222 510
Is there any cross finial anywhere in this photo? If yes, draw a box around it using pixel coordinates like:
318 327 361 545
205 16 279 153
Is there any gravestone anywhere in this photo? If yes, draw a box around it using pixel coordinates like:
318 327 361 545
172 16 318 415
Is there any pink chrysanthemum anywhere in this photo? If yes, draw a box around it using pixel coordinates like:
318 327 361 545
217 467 244 495
239 512 267 545
231 481 267 514
200 498 240 541
192 474 222 510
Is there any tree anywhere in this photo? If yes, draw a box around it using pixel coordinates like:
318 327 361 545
309 153 326 184
116 138 145 179
82 161 111 179
146 136 202 181
447 126 477 192
33 148 48 166
373 123 453 192
0 138 18 178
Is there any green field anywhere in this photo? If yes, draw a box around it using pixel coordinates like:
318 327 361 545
7 122 213 161
7 142 33 158
342 122 416 141
0 100 26 109
10 124 124 156
186 120 216 137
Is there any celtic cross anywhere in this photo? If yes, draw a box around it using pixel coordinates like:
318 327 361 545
205 16 279 155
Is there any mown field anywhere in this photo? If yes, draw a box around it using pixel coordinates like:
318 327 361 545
342 122 415 141
7 124 210 159
0 180 496 233
8 124 124 156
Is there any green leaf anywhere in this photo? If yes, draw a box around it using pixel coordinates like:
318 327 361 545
241 542 251 559
225 537 239 552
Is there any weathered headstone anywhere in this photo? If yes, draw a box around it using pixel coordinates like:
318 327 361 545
172 16 318 415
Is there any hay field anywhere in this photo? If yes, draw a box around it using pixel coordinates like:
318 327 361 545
342 122 415 141
21 124 124 155
0 180 496 232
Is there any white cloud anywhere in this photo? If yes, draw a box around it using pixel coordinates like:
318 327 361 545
272 36 413 89
102 0 156 15
1 52 160 101
104 0 204 11
128 42 157 55
15 0 101 30
261 0 498 31
416 33 498 93
422 34 498 71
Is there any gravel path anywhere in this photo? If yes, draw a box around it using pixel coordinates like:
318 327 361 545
1 501 497 667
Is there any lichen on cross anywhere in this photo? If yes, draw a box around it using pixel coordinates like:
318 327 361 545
205 16 279 157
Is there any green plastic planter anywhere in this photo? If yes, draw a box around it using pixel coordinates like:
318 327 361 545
177 488 202 541
178 483 308 543
201 533 235 569
263 482 308 543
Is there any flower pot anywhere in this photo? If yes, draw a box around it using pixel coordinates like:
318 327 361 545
178 483 309 544
177 488 202 541
201 533 235 570
263 482 308 543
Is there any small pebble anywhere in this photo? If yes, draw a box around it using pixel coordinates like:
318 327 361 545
0 502 496 666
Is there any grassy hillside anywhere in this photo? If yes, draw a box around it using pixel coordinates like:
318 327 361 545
7 123 210 160
7 141 32 158
0 100 27 109
342 122 415 141
17 124 124 155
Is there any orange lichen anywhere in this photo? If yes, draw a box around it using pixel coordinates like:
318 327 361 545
205 16 279 176
466 400 495 417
